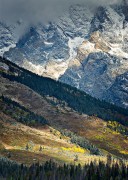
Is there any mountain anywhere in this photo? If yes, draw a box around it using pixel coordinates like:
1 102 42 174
0 57 128 163
0 2 127 109
0 1 128 179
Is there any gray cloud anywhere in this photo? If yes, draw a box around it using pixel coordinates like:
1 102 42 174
0 0 122 38
0 0 122 22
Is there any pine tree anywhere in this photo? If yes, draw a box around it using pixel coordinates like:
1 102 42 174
107 154 112 166
25 144 29 151
39 146 43 152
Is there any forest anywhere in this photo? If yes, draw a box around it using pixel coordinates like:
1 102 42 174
0 96 48 126
0 157 128 180
1 58 128 127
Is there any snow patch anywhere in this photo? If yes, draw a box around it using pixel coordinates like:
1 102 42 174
22 60 45 76
80 41 95 51
109 45 128 59
44 41 54 46
68 37 84 61
0 44 16 57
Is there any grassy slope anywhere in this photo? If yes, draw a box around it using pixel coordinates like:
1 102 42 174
0 77 128 160
0 59 128 161
0 111 108 166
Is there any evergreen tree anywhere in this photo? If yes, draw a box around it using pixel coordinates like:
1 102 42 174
39 146 43 152
26 144 29 151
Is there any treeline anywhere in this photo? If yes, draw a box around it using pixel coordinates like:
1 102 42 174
60 129 102 155
1 58 128 126
0 95 102 156
0 95 48 126
0 157 128 180
107 121 128 136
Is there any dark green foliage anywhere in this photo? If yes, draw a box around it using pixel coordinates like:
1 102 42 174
39 146 43 152
0 157 128 180
0 95 48 126
107 154 112 166
1 58 128 126
107 121 128 136
60 129 102 155
25 144 29 151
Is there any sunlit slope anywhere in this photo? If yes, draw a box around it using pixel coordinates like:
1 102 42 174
0 58 128 159
0 110 106 165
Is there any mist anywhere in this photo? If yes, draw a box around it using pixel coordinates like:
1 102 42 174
0 0 122 38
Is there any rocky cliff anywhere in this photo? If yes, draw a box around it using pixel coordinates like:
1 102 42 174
0 2 128 108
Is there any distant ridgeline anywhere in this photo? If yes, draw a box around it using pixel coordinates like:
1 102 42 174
0 57 128 126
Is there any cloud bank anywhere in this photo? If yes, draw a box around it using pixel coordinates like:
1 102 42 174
0 0 122 38
0 0 122 23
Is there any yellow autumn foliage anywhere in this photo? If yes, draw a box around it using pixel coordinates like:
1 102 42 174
112 131 120 135
61 146 85 153
120 150 128 155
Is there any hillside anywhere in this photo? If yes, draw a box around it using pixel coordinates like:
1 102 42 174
0 96 108 165
0 57 128 125
0 57 128 162
0 106 93 166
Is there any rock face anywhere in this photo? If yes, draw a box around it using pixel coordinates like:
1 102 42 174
0 23 16 56
60 5 128 108
0 3 128 108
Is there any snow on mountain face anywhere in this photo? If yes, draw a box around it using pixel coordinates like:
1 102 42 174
0 23 16 56
60 5 128 109
4 5 93 79
1 3 128 109
104 72 128 108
